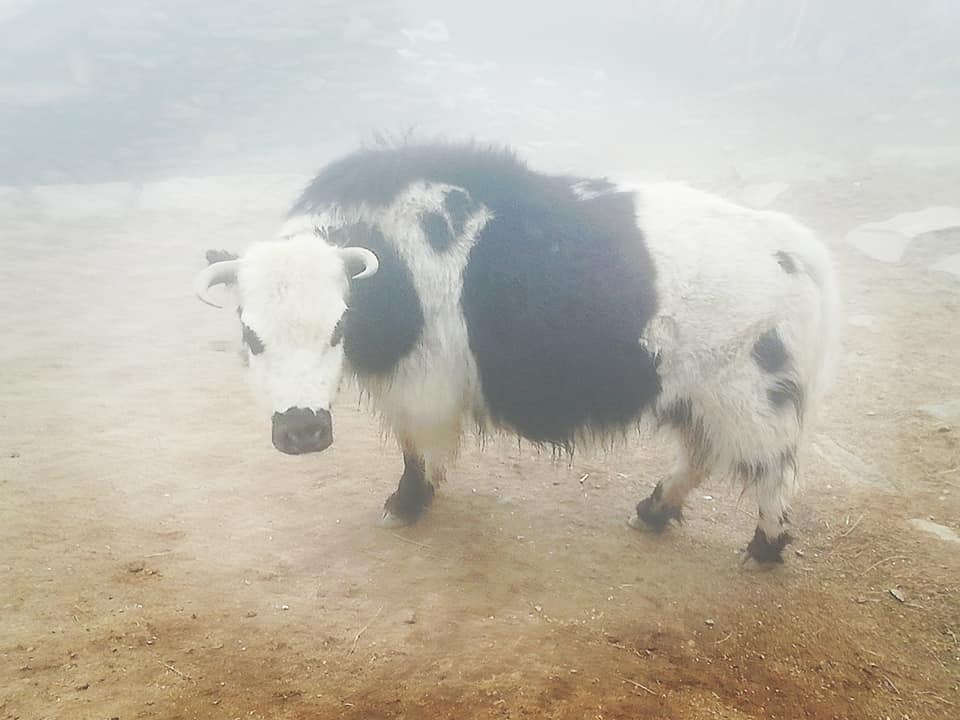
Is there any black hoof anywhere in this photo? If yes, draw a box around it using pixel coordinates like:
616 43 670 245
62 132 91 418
745 527 792 564
632 488 684 533
382 481 434 526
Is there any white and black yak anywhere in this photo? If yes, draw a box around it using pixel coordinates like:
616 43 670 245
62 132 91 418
194 141 839 563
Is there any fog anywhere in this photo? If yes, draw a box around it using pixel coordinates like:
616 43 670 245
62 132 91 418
3 0 959 184
3 3 959 719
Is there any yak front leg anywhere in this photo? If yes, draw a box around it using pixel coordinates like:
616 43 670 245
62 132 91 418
381 450 435 527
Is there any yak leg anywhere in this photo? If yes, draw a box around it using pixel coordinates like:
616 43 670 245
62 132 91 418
745 453 796 563
380 413 460 527
630 445 706 532
381 449 435 527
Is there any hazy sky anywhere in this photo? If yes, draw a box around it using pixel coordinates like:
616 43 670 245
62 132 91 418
1 1 958 184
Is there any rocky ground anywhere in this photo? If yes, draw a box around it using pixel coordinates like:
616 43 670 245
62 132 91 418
1 156 959 719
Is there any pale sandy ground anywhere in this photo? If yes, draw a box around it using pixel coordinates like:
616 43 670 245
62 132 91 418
1 158 959 720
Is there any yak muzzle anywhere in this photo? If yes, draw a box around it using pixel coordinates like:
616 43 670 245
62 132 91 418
271 407 333 455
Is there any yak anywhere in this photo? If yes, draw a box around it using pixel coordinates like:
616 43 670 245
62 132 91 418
193 141 839 563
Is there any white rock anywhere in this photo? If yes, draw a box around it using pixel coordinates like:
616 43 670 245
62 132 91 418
909 518 960 544
920 400 960 421
846 207 960 263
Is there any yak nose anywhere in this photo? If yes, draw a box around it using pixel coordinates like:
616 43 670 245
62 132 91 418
271 407 333 455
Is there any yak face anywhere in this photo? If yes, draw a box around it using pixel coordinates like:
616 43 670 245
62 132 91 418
195 234 378 455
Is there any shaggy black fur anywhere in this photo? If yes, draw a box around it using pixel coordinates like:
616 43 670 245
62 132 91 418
752 328 789 374
327 223 425 377
205 248 239 265
769 377 805 420
774 250 798 274
658 398 711 469
294 141 662 447
420 211 454 252
443 188 474 236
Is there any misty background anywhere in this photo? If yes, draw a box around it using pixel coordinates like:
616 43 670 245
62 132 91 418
2 0 959 187
3 5 960 718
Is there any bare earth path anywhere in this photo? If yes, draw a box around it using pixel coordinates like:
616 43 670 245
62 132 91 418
2 164 958 719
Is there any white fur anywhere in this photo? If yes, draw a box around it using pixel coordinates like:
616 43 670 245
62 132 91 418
241 185 492 483
237 238 351 415
361 183 491 479
227 179 839 539
639 183 834 460
635 182 839 532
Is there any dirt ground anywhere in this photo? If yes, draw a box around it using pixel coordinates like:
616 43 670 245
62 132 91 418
2 163 959 720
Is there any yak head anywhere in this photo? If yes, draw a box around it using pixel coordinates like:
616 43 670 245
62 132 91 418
194 232 378 454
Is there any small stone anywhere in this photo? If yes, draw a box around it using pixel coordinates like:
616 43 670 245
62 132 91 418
402 610 417 624
245 611 257 618
855 596 868 604
534 605 543 613
921 400 960 422
280 604 290 611
795 548 805 558
909 518 960 544
9 452 19 459
704 619 715 627
889 588 906 603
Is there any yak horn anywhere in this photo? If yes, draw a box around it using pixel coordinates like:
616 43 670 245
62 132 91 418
340 247 379 280
193 259 241 308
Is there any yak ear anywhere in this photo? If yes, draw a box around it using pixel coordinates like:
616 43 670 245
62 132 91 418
205 249 240 266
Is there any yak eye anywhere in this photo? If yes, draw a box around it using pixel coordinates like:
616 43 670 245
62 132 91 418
241 322 265 355
331 314 346 347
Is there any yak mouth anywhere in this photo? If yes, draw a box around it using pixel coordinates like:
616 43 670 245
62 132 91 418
271 407 333 455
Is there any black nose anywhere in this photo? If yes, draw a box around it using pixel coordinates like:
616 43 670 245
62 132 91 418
271 407 333 455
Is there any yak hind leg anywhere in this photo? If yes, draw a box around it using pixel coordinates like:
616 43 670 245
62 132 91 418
630 444 706 532
743 451 797 564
